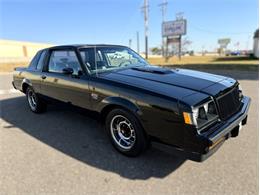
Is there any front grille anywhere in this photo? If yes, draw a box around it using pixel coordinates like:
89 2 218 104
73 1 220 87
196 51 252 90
216 86 241 120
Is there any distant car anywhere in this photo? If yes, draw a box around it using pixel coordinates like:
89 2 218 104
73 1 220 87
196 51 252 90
12 45 251 161
226 50 241 56
231 51 241 56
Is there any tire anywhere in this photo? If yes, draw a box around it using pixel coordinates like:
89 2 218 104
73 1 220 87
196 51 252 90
105 108 148 157
26 86 46 113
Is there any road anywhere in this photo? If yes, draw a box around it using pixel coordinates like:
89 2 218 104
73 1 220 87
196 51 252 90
0 70 258 195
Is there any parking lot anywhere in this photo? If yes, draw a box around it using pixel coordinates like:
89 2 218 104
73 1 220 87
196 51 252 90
0 70 258 195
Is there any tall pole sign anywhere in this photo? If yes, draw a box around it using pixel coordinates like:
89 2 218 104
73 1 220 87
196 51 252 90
162 14 186 60
218 38 230 55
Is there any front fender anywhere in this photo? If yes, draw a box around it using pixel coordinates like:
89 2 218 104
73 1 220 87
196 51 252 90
22 78 32 86
21 78 32 92
97 96 142 116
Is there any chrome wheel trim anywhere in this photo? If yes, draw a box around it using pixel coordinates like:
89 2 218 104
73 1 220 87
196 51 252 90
110 115 136 150
27 89 37 111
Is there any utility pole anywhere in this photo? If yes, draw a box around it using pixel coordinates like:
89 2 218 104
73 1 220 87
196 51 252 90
136 31 140 54
176 12 184 60
129 39 132 48
178 36 181 60
141 0 149 59
158 0 167 57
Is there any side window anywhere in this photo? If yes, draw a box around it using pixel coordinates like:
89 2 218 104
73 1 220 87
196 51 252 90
28 51 41 70
80 48 95 71
36 50 46 71
80 48 108 71
48 50 82 75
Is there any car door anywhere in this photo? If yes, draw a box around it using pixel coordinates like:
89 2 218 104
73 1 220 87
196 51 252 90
40 49 92 110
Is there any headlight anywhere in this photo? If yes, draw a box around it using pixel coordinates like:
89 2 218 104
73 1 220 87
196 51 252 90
238 84 243 101
183 100 218 129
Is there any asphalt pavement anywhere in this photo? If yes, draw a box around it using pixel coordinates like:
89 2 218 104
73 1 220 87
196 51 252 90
0 70 258 195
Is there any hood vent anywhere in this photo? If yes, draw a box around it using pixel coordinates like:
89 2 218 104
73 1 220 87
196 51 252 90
131 66 173 75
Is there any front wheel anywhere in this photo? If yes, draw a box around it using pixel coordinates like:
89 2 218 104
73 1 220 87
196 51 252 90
105 108 148 157
26 86 46 113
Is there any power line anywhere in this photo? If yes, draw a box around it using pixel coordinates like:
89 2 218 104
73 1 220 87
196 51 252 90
189 23 253 35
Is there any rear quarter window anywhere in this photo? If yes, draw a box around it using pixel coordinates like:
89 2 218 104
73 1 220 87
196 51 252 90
36 50 47 71
28 51 42 70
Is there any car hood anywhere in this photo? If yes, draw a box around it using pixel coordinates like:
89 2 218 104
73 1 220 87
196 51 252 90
100 66 237 97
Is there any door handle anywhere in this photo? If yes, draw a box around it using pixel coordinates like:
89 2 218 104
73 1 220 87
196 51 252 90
41 75 47 79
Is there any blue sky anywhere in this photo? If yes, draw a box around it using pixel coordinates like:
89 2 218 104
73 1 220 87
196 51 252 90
0 0 258 52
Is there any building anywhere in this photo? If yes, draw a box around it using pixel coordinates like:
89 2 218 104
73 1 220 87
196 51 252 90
0 39 53 63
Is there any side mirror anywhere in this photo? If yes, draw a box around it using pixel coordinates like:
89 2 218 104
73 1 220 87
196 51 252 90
78 70 83 76
62 67 74 75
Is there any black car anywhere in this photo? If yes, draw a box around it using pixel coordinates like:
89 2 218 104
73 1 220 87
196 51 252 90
12 45 251 162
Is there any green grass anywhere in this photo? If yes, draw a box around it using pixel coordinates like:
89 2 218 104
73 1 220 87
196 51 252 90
147 56 259 71
148 56 258 65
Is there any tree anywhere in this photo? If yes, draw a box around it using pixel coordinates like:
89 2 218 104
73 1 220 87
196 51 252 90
150 47 162 55
181 37 192 52
167 37 192 56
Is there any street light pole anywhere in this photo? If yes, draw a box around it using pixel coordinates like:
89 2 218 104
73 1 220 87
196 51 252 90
159 0 167 57
176 12 184 60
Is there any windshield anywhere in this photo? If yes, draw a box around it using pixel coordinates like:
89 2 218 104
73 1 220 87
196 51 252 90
79 46 149 74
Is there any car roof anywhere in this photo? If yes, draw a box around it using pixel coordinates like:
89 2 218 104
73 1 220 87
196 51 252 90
46 44 127 50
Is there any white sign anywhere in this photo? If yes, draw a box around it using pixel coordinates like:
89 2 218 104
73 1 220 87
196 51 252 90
218 38 230 45
162 20 187 37
218 38 231 48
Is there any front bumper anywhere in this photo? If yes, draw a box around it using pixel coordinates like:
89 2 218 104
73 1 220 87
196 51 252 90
206 96 251 144
153 96 251 162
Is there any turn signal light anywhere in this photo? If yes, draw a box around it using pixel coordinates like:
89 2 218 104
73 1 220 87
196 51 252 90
183 112 192 125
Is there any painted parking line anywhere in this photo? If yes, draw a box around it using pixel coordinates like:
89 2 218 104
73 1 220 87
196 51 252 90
0 89 21 95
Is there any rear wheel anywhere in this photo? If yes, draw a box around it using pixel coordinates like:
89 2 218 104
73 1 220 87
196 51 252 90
26 86 46 113
105 108 148 156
